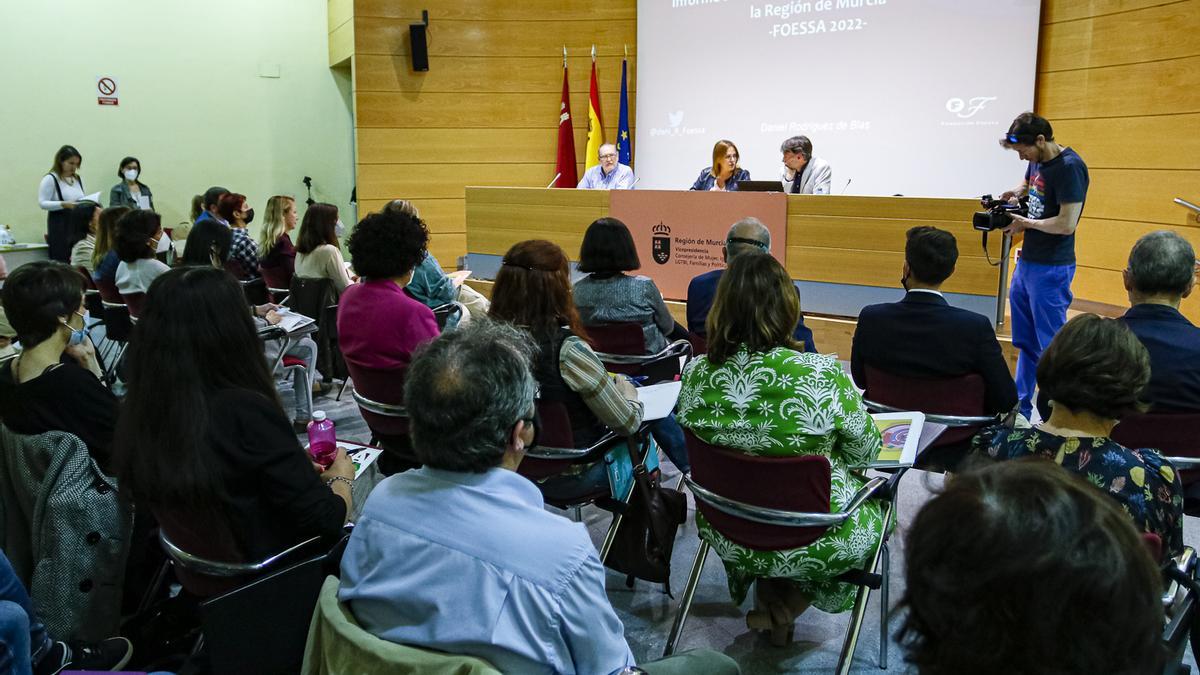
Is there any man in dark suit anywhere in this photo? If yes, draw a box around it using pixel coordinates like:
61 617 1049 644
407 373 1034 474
851 226 1016 415
1121 231 1200 411
686 217 817 352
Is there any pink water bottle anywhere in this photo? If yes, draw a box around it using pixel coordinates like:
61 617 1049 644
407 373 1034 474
307 410 337 469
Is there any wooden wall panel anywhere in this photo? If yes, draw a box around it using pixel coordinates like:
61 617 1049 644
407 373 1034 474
1039 2 1200 71
1053 114 1200 170
351 0 637 267
1035 0 1200 323
355 55 635 93
786 247 999 296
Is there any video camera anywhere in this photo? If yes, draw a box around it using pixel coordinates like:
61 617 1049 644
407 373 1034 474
973 194 1028 231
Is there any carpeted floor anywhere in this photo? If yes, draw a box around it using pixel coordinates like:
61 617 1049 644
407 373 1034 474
309 379 1200 674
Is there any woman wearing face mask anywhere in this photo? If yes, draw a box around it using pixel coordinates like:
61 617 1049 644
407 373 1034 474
0 261 118 472
108 157 154 211
690 139 750 192
114 210 171 297
67 200 102 273
38 145 86 262
217 193 260 280
258 195 298 289
294 203 353 295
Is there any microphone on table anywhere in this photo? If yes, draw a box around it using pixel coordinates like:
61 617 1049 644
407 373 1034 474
627 177 641 189
546 173 562 189
841 178 853 194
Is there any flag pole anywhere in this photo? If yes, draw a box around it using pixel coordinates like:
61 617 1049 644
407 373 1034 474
563 45 567 68
591 44 596 61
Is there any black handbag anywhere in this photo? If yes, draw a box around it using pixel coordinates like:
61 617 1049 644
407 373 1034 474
603 432 687 591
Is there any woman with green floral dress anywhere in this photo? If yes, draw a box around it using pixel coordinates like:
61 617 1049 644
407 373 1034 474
677 251 887 644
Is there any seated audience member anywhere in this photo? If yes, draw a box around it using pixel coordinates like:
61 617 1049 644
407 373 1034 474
177 224 324 430
0 549 132 673
188 194 204 223
573 218 691 470
851 226 1015 413
338 208 439 375
67 201 101 273
678 252 886 646
690 139 750 191
114 267 352 575
898 459 1165 675
0 261 117 471
194 186 229 225
339 320 737 675
490 240 643 489
1121 230 1200 411
778 135 833 195
295 203 353 295
971 313 1184 557
574 217 686 353
686 217 817 352
383 199 490 321
257 195 298 288
113 210 170 296
90 206 130 286
217 192 260 280
181 217 232 268
578 143 636 190
108 156 153 211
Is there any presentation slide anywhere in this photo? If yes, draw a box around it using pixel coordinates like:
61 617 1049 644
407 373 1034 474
635 0 1041 198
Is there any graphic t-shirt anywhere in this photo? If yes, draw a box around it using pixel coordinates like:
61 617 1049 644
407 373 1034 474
1022 147 1089 265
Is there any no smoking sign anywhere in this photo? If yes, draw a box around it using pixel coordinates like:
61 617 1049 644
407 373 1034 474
96 76 119 106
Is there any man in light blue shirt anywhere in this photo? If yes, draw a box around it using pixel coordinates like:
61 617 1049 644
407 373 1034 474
578 143 636 190
339 320 738 675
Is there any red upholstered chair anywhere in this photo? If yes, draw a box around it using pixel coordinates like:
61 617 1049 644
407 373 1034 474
664 429 898 671
121 292 147 319
94 277 123 304
862 366 1000 469
259 264 292 304
1112 412 1200 514
585 322 646 356
346 361 419 475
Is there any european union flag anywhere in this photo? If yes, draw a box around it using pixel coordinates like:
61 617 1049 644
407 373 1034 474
617 58 632 167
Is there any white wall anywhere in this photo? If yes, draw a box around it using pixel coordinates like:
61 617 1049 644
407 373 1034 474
0 1 355 243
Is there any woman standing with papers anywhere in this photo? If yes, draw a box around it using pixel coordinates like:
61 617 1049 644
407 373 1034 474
677 252 885 647
38 145 87 262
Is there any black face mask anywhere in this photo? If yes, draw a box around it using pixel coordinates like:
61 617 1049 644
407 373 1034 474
244 208 255 225
901 272 910 292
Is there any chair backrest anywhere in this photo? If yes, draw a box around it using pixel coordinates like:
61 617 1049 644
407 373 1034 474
303 575 503 674
516 400 580 481
94 277 122 304
1112 412 1200 483
685 429 831 550
585 322 646 356
431 302 462 331
345 361 409 438
864 366 989 446
241 276 271 306
598 339 692 381
290 277 347 380
201 547 331 675
101 302 132 342
260 263 293 292
74 266 96 290
121 292 147 319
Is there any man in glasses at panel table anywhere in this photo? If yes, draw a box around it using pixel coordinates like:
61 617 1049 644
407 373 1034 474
577 143 637 190
990 112 1089 422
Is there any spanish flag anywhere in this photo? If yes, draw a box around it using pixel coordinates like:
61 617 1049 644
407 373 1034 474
584 51 605 171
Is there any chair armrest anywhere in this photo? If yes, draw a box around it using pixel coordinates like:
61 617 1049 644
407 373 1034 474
684 473 888 528
159 530 324 577
863 399 999 428
526 431 621 461
352 389 408 418
597 339 693 366
1162 455 1200 469
257 325 287 341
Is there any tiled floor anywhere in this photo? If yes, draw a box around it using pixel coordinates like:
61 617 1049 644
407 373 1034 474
313 382 1199 674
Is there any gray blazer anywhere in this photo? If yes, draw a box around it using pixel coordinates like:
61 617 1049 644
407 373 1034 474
0 426 132 642
780 156 834 195
109 181 154 210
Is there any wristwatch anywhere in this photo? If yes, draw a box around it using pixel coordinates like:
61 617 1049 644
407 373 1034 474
614 667 648 674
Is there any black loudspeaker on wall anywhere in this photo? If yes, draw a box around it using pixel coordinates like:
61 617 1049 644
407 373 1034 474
409 23 429 71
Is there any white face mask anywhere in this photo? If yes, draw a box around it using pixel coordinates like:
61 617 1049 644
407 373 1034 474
154 232 171 254
123 169 139 181
335 220 346 237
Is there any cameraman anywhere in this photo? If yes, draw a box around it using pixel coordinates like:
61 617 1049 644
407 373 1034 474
993 112 1089 419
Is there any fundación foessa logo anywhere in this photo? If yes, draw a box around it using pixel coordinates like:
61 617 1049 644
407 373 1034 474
652 222 671 265
945 96 997 119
